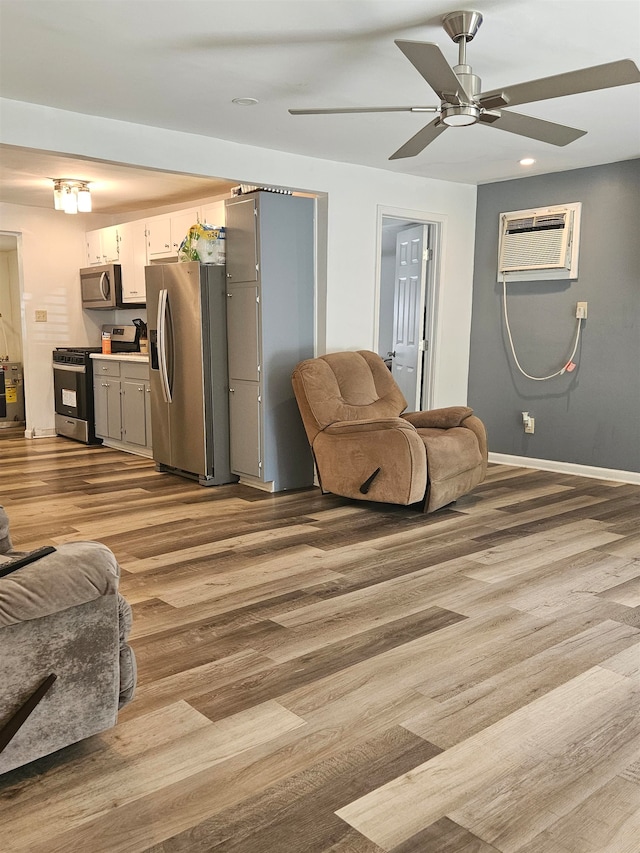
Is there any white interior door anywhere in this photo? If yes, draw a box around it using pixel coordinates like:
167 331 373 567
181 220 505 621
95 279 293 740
391 224 428 410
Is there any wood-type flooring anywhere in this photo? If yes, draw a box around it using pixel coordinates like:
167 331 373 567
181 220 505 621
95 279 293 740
0 435 639 852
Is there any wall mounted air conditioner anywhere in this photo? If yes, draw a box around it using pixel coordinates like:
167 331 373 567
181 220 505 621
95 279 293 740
497 202 581 282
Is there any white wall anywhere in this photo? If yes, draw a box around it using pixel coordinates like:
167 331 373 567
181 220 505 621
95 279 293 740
0 98 478 435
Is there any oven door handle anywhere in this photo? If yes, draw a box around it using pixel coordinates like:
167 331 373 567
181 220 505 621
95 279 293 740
99 272 110 300
157 288 172 404
53 363 86 373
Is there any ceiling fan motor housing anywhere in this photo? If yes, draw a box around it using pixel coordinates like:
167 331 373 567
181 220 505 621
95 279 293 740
442 65 483 125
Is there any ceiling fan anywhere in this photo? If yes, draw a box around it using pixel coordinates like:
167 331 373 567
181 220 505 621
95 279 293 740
289 10 640 160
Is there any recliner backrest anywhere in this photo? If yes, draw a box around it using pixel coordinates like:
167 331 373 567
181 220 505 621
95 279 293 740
292 350 407 442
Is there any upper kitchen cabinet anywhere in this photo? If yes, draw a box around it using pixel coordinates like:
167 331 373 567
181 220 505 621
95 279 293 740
146 208 200 259
225 191 315 492
117 220 148 304
201 200 226 227
85 225 120 266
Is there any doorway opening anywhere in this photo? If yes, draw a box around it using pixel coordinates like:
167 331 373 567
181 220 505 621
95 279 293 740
375 208 441 412
0 232 26 436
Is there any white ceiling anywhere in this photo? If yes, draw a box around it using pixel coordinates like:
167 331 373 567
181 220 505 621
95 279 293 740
1 0 639 214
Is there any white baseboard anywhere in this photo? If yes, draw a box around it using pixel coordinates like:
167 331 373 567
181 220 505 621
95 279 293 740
488 452 640 486
31 428 57 438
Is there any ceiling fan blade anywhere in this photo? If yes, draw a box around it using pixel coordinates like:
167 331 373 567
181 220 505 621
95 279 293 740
389 118 447 160
395 40 469 102
479 59 640 109
479 110 586 146
289 106 438 115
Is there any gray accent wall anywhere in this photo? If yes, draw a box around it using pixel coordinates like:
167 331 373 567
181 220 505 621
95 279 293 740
468 159 640 474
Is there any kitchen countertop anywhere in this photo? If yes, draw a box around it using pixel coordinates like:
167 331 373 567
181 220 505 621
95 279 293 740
90 352 149 363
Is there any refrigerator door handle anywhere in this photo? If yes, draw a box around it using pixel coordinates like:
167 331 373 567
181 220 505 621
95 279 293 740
157 288 173 403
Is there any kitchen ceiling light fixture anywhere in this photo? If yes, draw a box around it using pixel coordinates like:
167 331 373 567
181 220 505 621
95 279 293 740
53 179 92 214
520 157 536 165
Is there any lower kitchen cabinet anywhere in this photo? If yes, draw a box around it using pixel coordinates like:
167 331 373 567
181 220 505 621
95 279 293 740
92 357 152 457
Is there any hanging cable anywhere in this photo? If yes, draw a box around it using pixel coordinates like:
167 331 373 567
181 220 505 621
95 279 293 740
502 277 582 381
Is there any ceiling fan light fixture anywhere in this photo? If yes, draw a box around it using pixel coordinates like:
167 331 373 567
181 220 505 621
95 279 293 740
441 104 479 126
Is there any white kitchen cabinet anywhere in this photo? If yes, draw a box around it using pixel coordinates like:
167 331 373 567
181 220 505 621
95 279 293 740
92 357 152 457
85 225 120 266
201 200 225 227
224 191 315 491
146 208 200 259
117 219 147 304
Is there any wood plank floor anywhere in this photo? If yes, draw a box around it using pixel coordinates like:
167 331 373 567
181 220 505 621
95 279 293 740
1 435 639 852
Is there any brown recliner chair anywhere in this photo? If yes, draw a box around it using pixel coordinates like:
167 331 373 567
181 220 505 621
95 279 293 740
291 350 487 513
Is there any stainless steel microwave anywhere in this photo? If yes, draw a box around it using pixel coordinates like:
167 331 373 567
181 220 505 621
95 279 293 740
80 263 125 309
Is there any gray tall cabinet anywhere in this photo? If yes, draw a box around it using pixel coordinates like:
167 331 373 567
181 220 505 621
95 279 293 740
225 191 315 491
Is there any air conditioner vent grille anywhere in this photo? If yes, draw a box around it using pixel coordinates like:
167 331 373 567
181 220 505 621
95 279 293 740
501 230 567 270
506 213 566 234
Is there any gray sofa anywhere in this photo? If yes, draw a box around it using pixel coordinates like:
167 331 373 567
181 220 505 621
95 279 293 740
0 506 136 775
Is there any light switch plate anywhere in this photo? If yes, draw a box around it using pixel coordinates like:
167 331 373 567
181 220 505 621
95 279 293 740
35 309 47 322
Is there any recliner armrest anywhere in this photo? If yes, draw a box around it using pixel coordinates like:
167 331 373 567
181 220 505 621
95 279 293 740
324 417 416 435
401 406 473 429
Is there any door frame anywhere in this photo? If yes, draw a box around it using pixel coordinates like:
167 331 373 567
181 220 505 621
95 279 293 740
373 205 443 411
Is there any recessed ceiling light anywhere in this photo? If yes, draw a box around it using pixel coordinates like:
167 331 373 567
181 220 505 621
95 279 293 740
232 97 259 106
519 158 536 166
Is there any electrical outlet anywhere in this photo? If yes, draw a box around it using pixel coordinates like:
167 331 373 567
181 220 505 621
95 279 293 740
576 302 588 319
35 309 47 323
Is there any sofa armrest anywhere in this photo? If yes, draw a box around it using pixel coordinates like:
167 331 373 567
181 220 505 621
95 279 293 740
460 414 488 471
0 542 119 628
313 419 426 505
0 506 14 556
401 406 473 429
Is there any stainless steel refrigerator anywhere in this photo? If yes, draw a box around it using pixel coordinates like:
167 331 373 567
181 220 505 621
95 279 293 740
145 262 236 486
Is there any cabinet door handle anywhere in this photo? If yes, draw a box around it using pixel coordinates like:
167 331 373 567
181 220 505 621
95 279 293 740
229 388 235 393
101 382 109 387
